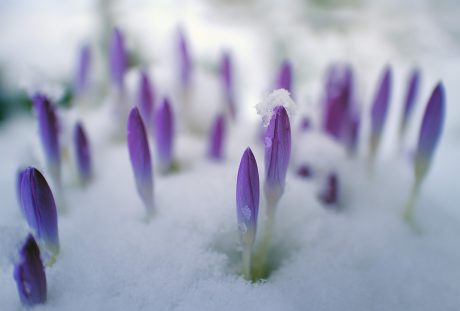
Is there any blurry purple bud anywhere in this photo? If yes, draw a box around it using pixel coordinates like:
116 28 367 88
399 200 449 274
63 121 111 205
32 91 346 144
236 147 260 247
414 83 445 181
109 27 127 90
345 113 360 156
264 106 291 206
177 28 192 88
127 107 154 212
275 60 293 94
318 173 339 207
370 66 392 154
74 44 91 96
137 71 155 131
400 69 420 135
220 52 236 119
13 234 47 307
208 114 226 160
297 164 313 178
74 122 92 183
155 98 175 173
299 116 311 132
18 167 59 256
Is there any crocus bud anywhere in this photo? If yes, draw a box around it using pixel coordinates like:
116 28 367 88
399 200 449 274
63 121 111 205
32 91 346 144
17 167 59 258
136 71 155 133
155 98 175 173
33 94 60 184
297 164 313 178
109 27 127 90
318 173 339 207
275 60 293 94
220 52 236 119
73 121 92 184
127 107 154 213
264 106 291 208
74 44 91 96
208 114 226 160
414 83 445 182
369 66 392 157
345 112 360 156
177 28 191 88
400 69 420 136
236 148 260 247
13 234 47 307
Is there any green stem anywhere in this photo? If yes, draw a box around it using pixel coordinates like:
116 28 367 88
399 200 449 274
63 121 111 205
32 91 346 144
252 203 276 281
403 180 421 224
242 246 251 280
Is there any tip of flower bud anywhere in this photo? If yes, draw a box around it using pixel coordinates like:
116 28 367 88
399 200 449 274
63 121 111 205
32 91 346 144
177 27 192 88
208 114 226 160
275 60 293 94
155 98 175 173
74 121 92 184
400 68 420 135
109 27 127 89
74 44 91 96
137 70 155 131
370 66 392 142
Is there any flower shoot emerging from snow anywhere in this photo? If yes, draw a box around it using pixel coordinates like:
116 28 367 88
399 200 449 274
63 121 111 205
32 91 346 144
155 97 175 173
127 107 154 214
177 28 192 89
13 234 47 307
137 71 155 134
73 44 91 96
109 27 127 90
17 167 60 261
208 114 226 161
74 121 92 184
400 68 420 137
236 147 260 280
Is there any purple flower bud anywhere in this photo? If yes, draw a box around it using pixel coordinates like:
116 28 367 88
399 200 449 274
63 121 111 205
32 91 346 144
33 94 60 180
297 164 313 178
414 83 445 181
236 147 260 247
155 98 175 173
318 173 339 207
127 107 154 212
369 66 392 155
400 69 420 135
275 60 293 94
74 44 91 96
344 112 360 156
220 52 236 119
13 234 47 307
177 28 191 88
18 167 59 256
74 122 92 183
137 71 155 132
109 27 127 90
208 114 226 160
264 106 291 206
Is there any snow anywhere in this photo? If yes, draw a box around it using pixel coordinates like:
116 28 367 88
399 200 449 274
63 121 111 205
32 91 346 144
1 0 460 310
256 89 297 127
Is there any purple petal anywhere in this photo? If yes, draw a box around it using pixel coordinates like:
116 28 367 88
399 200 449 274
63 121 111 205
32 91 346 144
74 121 92 183
13 234 47 307
275 60 293 94
109 27 127 90
414 83 445 180
74 44 91 96
236 147 260 246
400 68 420 134
127 107 154 211
264 106 291 205
220 52 236 119
370 66 392 149
208 114 226 160
318 173 339 207
18 167 59 254
155 98 175 173
136 71 155 131
177 28 192 88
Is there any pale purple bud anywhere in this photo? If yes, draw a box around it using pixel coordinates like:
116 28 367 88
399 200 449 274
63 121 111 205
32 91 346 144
414 83 445 181
177 28 191 88
109 27 127 90
299 116 311 132
136 71 155 131
127 107 154 211
74 122 92 183
264 106 291 206
236 147 260 247
13 234 47 307
400 69 420 135
18 167 59 255
220 52 236 119
155 98 175 173
74 44 91 96
275 60 293 94
318 173 339 207
208 114 226 160
344 112 360 156
297 164 313 178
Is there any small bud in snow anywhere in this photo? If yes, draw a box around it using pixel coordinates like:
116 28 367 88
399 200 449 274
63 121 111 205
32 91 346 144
369 66 392 157
345 112 360 156
17 167 60 258
275 60 293 94
318 173 339 207
127 107 154 212
299 116 311 132
414 83 445 182
220 52 236 119
74 121 92 184
297 164 313 178
74 44 91 96
177 28 192 88
137 71 155 132
109 27 127 90
208 114 226 160
264 106 291 208
400 69 420 137
155 98 175 173
13 234 47 307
